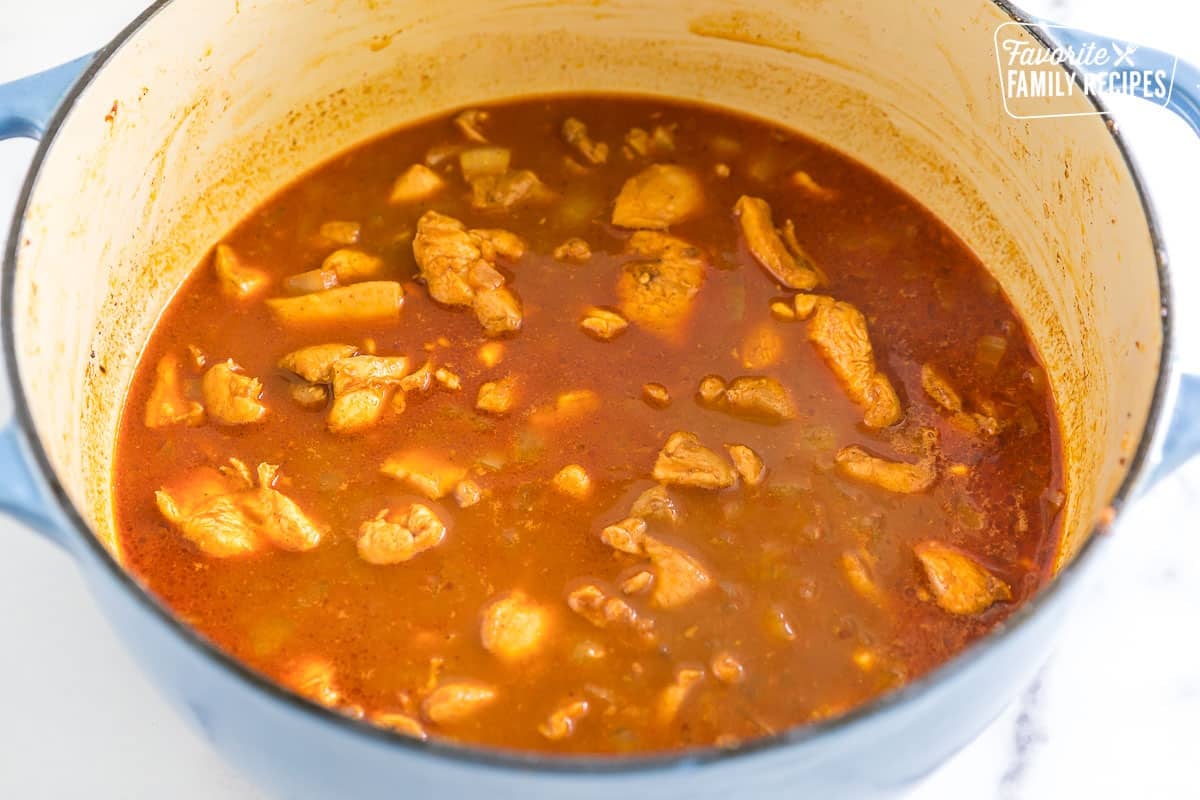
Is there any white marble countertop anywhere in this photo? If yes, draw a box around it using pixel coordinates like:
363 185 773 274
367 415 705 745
0 1 1197 797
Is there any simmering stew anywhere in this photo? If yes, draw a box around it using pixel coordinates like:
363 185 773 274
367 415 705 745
113 97 1062 754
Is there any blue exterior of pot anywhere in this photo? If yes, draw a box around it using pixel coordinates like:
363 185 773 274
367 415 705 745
0 4 1198 798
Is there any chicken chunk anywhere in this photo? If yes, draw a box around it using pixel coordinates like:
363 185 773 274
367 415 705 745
473 287 523 337
280 347 408 430
155 466 260 557
726 444 766 486
479 591 550 661
656 667 704 724
616 231 706 341
156 460 323 557
202 360 267 425
553 237 592 263
454 479 482 508
144 354 204 428
722 376 797 423
612 164 704 229
697 375 727 405
469 169 554 212
551 464 592 500
920 364 1000 436
566 584 625 628
421 681 497 724
698 375 796 423
248 463 327 551
580 307 628 340
599 517 713 608
652 431 737 490
835 446 936 493
914 541 1012 615
733 195 821 290
357 503 447 565
807 297 902 428
599 516 647 554
326 355 410 434
624 125 676 158
476 376 518 415
642 382 671 408
380 451 468 499
266 281 404 325
566 583 654 642
278 344 358 383
562 117 608 165
472 228 526 261
328 387 388 434
389 163 446 204
629 485 678 525
412 211 526 336
621 570 654 595
331 355 410 394
710 652 745 685
539 699 590 741
641 536 714 608
213 243 269 300
413 211 503 306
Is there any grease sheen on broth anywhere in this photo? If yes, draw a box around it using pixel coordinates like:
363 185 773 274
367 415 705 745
113 96 1063 754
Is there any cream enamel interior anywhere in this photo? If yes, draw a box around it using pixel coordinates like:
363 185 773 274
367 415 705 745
11 0 1161 570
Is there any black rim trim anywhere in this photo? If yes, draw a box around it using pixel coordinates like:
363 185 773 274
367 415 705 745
0 0 1174 775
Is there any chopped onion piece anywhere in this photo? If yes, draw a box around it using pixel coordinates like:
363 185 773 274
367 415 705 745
975 335 1008 371
283 267 338 295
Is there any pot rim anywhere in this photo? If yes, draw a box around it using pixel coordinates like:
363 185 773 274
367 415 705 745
0 0 1174 776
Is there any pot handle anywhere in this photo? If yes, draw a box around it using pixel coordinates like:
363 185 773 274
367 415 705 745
0 423 64 540
0 54 93 544
0 55 93 138
1038 22 1200 486
1149 374 1200 486
1038 23 1200 137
